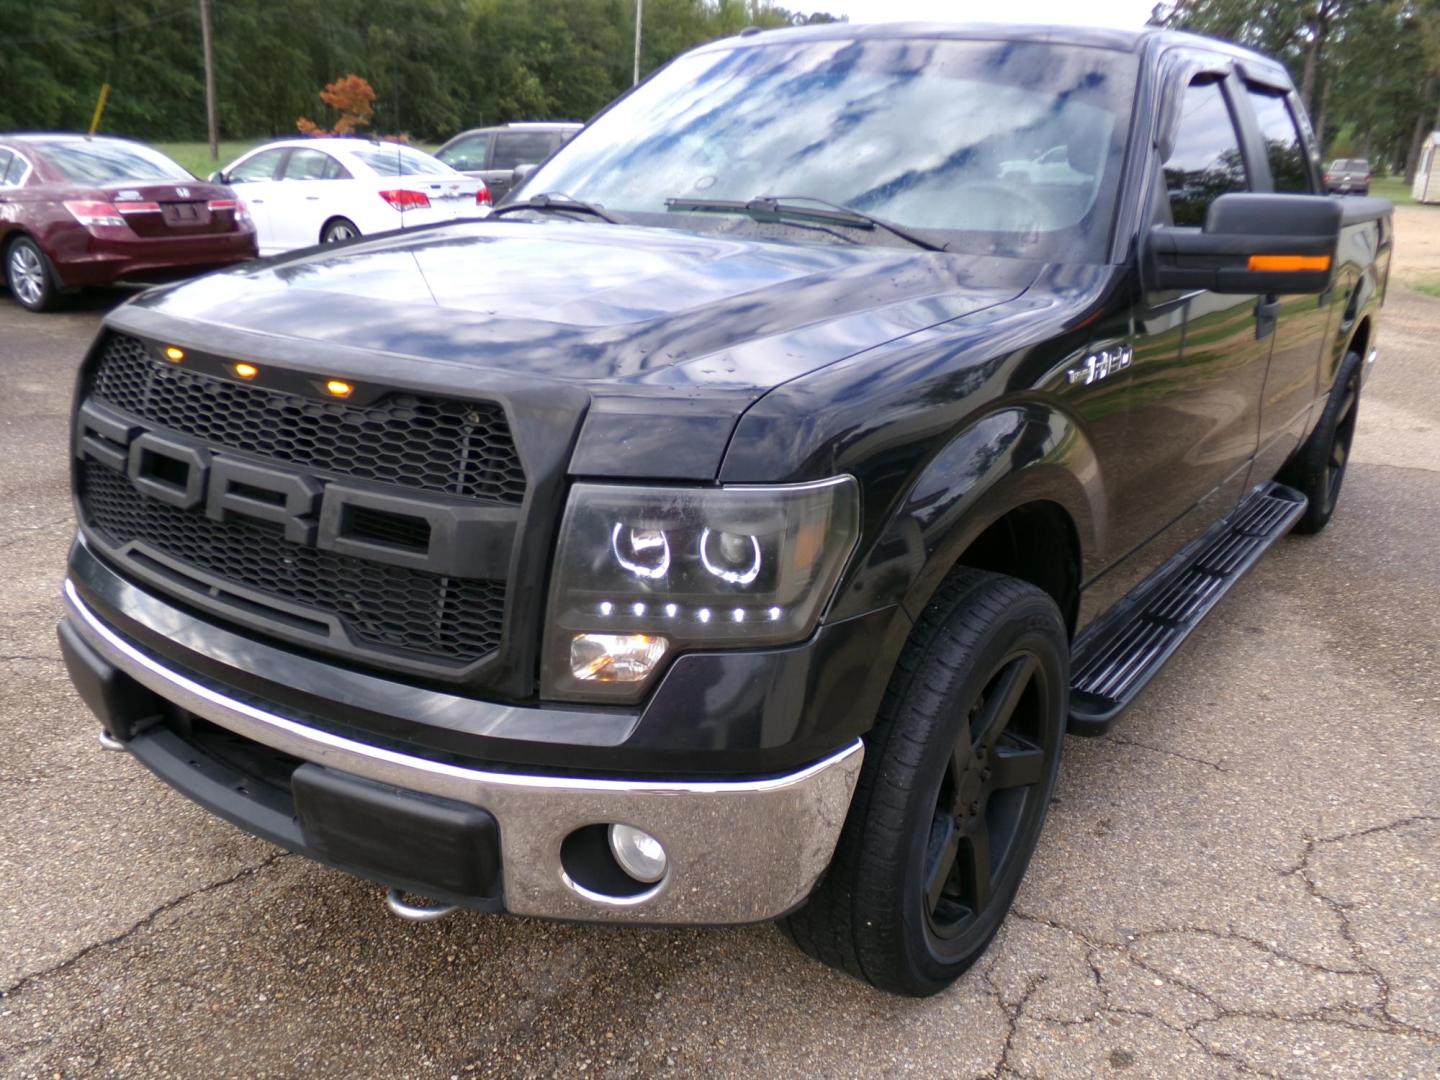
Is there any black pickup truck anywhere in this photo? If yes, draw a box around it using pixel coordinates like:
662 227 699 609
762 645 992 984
58 23 1391 996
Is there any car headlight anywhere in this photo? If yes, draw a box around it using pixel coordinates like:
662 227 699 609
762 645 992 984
542 476 860 702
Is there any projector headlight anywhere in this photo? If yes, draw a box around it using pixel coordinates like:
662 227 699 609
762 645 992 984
542 476 860 702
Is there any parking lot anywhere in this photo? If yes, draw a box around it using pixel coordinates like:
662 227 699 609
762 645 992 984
1 207 1437 1078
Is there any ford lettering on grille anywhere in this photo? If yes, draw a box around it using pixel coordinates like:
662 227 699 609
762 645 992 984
75 400 516 581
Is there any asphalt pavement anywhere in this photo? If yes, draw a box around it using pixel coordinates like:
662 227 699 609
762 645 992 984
0 213 1437 1078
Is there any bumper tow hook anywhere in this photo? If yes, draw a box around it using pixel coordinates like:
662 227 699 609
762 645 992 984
384 887 459 922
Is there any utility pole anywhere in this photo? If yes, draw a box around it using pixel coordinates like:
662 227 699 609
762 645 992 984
199 0 219 163
632 0 643 86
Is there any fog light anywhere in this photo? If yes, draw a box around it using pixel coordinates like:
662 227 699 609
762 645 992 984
570 632 667 683
608 824 667 883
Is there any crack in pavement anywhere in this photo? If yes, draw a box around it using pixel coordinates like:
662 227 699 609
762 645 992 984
1102 734 1230 772
0 851 290 1003
1001 813 1440 1071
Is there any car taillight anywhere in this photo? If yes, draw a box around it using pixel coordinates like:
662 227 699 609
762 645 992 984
380 189 430 211
1364 174 1372 183
206 199 237 212
475 186 492 206
63 200 126 228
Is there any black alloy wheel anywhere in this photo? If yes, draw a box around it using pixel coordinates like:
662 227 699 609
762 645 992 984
782 567 1067 996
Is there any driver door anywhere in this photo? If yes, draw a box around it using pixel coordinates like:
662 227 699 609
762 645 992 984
1093 72 1273 607
222 148 287 254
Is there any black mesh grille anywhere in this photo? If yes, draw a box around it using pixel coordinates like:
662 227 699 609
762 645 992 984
90 333 526 504
80 461 505 664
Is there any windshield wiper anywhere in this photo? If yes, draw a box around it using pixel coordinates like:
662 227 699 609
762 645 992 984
665 195 946 252
491 192 626 225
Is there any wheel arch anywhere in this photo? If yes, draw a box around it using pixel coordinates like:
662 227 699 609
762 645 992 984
831 402 1102 638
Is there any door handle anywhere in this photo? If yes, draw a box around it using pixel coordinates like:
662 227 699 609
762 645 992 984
305 195 320 201
1255 295 1280 341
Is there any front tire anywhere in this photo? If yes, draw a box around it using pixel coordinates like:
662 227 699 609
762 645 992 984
782 568 1067 996
1282 350 1362 534
5 236 59 311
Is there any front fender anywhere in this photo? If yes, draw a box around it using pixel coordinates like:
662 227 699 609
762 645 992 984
830 402 1104 622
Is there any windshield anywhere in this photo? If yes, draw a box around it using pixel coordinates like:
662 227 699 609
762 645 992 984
37 140 193 184
351 146 455 177
523 37 1137 260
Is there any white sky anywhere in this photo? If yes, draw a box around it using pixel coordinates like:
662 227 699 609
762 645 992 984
817 0 1158 30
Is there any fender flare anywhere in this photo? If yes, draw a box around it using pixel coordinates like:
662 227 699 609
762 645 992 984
831 403 1105 623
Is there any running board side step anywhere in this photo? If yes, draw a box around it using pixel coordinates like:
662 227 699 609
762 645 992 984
1068 482 1307 735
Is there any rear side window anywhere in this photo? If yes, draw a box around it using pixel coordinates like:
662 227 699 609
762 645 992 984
0 150 12 184
1163 78 1249 227
1247 87 1311 193
284 148 349 180
491 131 558 171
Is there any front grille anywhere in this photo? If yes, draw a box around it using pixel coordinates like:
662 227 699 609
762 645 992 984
80 461 506 665
91 333 526 504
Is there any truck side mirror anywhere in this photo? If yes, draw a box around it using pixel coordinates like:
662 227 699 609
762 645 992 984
1145 193 1342 294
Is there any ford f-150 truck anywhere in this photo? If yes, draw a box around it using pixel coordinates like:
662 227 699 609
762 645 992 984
58 23 1392 996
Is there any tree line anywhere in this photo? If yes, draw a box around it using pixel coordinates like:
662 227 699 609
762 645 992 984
0 0 838 143
1151 0 1440 180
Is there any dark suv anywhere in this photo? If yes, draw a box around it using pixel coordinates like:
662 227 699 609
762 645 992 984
59 23 1390 996
434 122 581 201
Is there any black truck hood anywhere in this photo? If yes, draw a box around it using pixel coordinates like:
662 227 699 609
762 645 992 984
131 219 1035 392
116 219 1038 479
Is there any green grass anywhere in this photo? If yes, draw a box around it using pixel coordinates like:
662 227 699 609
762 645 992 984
1369 176 1414 206
153 140 265 177
1412 277 1440 299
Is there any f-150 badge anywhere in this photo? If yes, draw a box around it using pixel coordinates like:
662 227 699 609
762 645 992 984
1067 345 1133 386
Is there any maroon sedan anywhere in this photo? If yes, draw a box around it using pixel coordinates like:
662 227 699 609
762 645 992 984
0 134 257 311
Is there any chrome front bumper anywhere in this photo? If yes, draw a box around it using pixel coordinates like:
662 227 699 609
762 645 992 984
64 580 863 925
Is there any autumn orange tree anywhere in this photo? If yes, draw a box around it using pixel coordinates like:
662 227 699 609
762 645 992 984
297 74 375 136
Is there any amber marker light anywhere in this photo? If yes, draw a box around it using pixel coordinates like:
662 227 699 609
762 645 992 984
325 379 354 398
163 346 185 362
1247 254 1331 273
233 362 259 379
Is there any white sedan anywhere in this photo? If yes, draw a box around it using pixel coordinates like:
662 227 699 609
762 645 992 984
213 138 491 255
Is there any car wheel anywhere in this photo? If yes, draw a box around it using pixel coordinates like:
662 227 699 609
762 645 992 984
5 237 59 312
1282 350 1362 534
781 567 1067 996
321 218 360 244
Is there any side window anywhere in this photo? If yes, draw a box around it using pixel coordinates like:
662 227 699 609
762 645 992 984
492 131 556 171
1163 78 1249 227
432 135 489 171
1247 87 1311 193
227 148 286 183
0 151 12 185
437 134 490 172
283 148 348 180
5 154 27 185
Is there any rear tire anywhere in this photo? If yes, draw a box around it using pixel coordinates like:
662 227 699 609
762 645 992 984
1281 350 1362 534
5 236 59 311
781 568 1067 996
321 217 360 244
